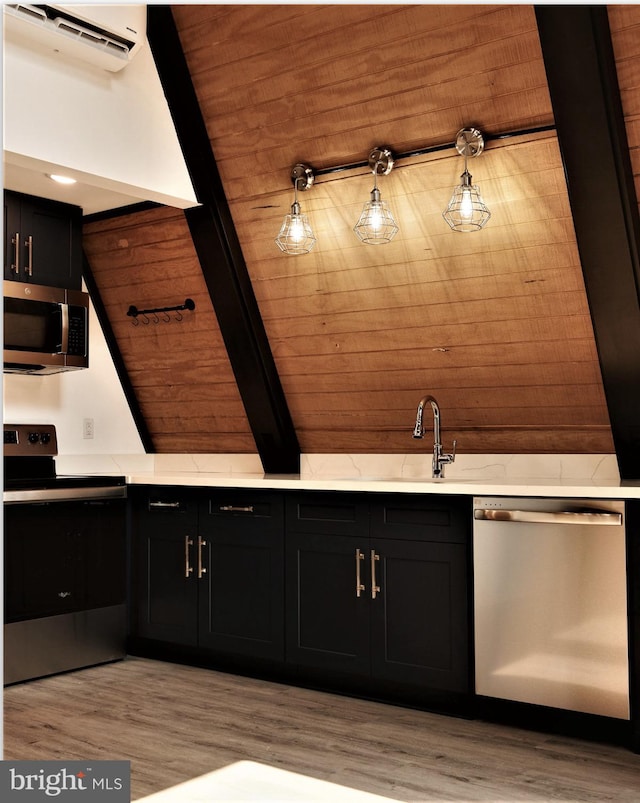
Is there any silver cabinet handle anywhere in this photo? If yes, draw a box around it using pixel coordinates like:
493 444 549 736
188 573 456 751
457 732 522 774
371 550 380 600
11 232 20 274
197 535 207 579
184 536 194 578
473 509 622 526
149 501 181 508
219 505 254 513
25 234 33 276
355 548 365 597
57 591 72 598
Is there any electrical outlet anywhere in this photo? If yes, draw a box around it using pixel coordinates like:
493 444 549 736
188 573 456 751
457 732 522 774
83 418 94 439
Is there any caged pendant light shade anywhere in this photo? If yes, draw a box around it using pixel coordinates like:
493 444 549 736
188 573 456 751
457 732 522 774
443 128 491 232
275 163 316 255
353 147 399 245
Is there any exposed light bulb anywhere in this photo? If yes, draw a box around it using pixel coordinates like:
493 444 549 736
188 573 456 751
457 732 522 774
288 214 305 243
368 202 384 231
459 187 474 221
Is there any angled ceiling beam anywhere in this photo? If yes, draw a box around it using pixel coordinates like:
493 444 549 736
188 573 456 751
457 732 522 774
146 6 300 474
535 5 640 480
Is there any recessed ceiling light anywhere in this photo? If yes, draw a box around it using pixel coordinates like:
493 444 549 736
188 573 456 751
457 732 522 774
47 174 77 185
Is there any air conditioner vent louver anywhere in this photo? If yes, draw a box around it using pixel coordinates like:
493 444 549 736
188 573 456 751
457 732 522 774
4 3 145 72
54 19 131 57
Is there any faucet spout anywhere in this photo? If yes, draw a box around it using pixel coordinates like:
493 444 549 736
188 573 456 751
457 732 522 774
412 395 456 478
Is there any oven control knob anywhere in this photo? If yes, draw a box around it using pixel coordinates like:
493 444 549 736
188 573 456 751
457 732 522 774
28 432 41 444
40 432 51 445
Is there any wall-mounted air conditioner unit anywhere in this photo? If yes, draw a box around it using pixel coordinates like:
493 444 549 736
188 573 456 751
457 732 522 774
3 4 146 72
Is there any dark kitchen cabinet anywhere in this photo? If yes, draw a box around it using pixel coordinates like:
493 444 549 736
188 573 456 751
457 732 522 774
130 486 285 662
131 487 200 646
3 190 83 289
4 499 126 622
286 492 471 694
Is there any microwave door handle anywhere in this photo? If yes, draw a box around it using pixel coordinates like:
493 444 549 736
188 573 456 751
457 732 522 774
60 303 69 354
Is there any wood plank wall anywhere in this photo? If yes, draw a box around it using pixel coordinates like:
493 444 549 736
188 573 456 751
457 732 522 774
83 206 255 453
81 4 640 456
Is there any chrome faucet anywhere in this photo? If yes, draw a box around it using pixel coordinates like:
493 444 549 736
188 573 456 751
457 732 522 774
412 395 457 478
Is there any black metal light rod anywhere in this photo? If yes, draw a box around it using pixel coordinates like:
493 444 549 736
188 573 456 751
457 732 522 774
311 124 557 178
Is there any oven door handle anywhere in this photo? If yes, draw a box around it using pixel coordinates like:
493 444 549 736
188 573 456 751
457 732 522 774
473 508 622 526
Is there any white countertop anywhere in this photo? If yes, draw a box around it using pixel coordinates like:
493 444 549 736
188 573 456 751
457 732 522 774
125 470 640 499
52 453 640 499
136 761 401 802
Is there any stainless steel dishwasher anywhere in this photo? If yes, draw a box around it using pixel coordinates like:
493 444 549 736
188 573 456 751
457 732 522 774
473 496 629 719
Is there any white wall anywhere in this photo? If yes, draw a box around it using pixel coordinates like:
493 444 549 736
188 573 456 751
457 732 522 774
3 293 145 456
3 5 198 210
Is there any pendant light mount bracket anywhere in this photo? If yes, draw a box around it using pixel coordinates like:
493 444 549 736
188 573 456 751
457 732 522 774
454 128 485 159
290 163 314 191
368 147 395 175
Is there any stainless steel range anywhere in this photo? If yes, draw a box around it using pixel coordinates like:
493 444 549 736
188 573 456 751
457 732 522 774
4 423 128 684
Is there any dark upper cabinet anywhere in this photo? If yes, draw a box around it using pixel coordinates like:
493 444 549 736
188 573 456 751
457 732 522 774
3 190 83 289
286 492 471 693
130 486 285 662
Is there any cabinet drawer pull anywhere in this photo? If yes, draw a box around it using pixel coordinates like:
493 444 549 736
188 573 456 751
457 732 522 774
355 548 365 598
371 550 380 600
149 501 182 509
197 535 207 579
57 591 72 599
184 536 194 578
11 232 20 274
25 234 33 276
219 505 254 513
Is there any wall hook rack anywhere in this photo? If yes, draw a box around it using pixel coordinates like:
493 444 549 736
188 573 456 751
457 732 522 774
127 298 195 326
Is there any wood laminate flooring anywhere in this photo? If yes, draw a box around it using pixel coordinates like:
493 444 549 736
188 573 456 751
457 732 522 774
3 656 640 801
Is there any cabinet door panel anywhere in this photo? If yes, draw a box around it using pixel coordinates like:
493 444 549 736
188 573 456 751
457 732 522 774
136 531 198 645
370 495 471 543
131 489 199 645
286 492 369 536
286 532 369 674
370 538 469 691
4 193 21 281
198 526 284 660
3 191 82 288
198 493 284 660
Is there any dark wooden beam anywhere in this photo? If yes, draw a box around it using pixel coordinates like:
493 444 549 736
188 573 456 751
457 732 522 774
146 5 300 474
535 5 640 480
82 251 155 453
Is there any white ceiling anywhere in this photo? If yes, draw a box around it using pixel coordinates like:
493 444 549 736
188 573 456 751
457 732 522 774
3 4 197 217
3 156 155 216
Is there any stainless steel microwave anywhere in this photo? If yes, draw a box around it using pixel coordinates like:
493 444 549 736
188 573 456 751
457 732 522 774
3 281 89 374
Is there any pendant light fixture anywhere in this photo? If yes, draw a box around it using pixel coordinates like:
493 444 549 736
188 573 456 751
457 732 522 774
353 147 399 245
442 128 491 232
275 163 316 255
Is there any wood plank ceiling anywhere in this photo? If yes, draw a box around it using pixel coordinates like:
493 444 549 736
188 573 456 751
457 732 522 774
84 4 640 459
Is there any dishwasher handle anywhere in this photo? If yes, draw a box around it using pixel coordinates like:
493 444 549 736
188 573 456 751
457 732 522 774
473 508 622 526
